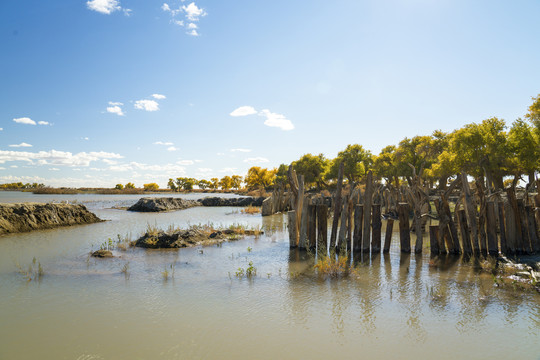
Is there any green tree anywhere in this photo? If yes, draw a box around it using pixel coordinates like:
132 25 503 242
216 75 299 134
115 183 124 190
372 145 399 186
210 178 219 190
525 93 540 133
292 153 329 190
274 164 289 189
507 119 540 184
125 182 135 189
450 117 509 189
326 144 372 184
167 178 177 192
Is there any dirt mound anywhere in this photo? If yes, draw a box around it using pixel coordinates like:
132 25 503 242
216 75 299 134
0 203 103 235
127 197 200 212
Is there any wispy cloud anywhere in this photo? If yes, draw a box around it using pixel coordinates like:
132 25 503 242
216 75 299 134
259 109 294 131
183 2 206 21
162 2 206 35
230 148 251 153
9 143 33 148
13 117 36 125
177 160 194 165
243 157 269 164
38 121 50 125
219 167 237 173
0 150 123 167
86 0 121 14
154 141 174 146
167 146 178 152
106 101 125 116
230 106 257 117
134 99 160 112
229 106 294 131
152 94 166 100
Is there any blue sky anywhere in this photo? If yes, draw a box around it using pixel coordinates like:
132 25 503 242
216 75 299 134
1 0 540 188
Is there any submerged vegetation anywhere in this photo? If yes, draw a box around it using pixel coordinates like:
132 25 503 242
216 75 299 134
15 257 44 282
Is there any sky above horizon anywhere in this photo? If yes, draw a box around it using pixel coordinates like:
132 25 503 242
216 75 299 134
1 0 540 188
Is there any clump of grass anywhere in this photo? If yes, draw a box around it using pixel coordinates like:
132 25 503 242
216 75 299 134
313 253 349 278
235 261 257 278
116 233 133 250
120 262 130 279
16 257 44 282
145 222 160 237
162 263 175 281
241 206 261 215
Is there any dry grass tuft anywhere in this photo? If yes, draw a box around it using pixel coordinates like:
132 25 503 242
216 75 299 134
241 206 261 215
314 253 349 278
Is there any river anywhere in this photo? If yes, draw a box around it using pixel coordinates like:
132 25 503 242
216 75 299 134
0 191 539 359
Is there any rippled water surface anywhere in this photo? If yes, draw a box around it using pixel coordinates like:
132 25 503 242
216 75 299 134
1 191 539 360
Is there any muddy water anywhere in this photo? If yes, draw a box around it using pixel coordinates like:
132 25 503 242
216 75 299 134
0 191 539 360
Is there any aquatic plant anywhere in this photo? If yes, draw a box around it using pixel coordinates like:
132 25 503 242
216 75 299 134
313 253 349 278
241 206 261 215
16 257 44 282
120 262 130 279
235 261 257 278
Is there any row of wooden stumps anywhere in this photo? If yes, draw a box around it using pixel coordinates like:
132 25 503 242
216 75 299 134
431 175 540 256
286 164 416 254
286 164 540 257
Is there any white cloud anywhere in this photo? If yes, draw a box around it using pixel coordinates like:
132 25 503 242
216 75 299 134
230 148 251 153
162 3 171 11
0 128 3 131
49 168 60 171
13 117 36 125
38 121 49 125
177 160 194 165
243 157 270 164
107 102 125 116
187 23 198 29
134 99 160 111
167 146 178 151
216 152 225 156
83 137 90 141
259 109 294 131
230 106 257 117
102 159 118 165
154 141 174 146
152 94 166 100
86 0 121 14
173 20 184 26
11 165 18 168
9 143 33 148
187 29 199 36
219 167 237 173
0 150 123 167
182 2 206 21
108 162 186 173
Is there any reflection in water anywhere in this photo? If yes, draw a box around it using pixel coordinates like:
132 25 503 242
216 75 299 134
1 192 540 359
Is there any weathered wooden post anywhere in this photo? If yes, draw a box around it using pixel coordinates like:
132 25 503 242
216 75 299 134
308 204 317 249
353 204 363 252
497 202 507 254
457 209 472 255
504 202 517 254
517 199 531 254
461 172 479 254
506 187 522 254
397 202 411 253
429 225 440 256
476 180 488 254
371 204 382 253
317 204 328 252
362 171 374 252
330 162 344 248
299 196 309 250
383 219 394 253
525 205 539 253
288 210 297 248
336 195 349 251
486 201 498 255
